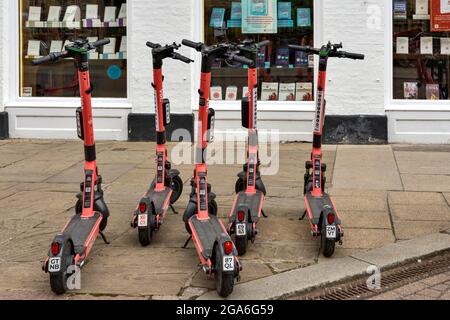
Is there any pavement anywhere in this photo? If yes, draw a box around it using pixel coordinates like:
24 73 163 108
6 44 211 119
0 140 449 300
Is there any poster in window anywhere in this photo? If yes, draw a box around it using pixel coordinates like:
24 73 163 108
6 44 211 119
242 0 277 34
297 8 311 27
431 0 450 31
210 8 226 28
404 82 419 99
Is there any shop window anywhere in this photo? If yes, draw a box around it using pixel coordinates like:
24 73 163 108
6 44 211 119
393 0 450 100
20 0 127 98
204 0 314 103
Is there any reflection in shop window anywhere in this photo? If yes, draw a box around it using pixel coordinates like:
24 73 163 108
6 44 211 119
393 0 450 100
204 0 315 103
20 0 127 98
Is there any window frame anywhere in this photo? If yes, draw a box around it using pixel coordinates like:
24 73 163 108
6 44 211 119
386 0 450 111
191 0 323 111
7 0 131 109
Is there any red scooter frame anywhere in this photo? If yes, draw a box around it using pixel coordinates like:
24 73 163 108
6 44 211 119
181 39 253 297
131 42 192 246
228 40 270 255
33 39 111 294
289 42 364 257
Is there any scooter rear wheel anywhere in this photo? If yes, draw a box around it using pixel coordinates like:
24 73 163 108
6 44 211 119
235 177 245 194
170 175 183 204
49 240 74 295
138 205 155 246
214 245 234 297
234 235 248 256
321 220 336 258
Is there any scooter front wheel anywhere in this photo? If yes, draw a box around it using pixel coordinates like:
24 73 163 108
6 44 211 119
235 177 245 194
170 175 184 204
214 245 234 297
49 240 74 295
321 221 336 258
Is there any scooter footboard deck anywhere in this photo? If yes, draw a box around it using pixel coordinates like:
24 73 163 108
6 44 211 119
146 187 172 214
305 193 335 225
191 215 226 260
63 213 102 253
233 191 264 221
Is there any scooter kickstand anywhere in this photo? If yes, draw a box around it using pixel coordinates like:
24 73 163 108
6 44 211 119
182 236 192 249
262 210 268 218
170 204 178 215
299 210 307 221
99 231 110 244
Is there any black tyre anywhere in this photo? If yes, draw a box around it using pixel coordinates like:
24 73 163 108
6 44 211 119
170 175 184 204
138 205 155 246
183 202 197 234
235 177 245 194
234 234 248 256
49 240 74 295
321 220 336 258
214 245 235 297
75 198 108 232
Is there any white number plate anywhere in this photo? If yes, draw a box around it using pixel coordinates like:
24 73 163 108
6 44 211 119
223 256 234 272
236 223 246 236
48 257 61 273
138 214 148 227
326 225 337 239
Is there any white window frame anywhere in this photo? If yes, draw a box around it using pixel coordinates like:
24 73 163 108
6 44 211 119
6 0 131 110
385 0 450 111
190 0 322 112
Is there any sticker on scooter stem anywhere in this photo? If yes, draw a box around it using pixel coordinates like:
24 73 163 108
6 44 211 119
326 225 336 239
138 214 148 227
236 223 246 236
48 257 61 273
223 256 235 272
314 90 324 133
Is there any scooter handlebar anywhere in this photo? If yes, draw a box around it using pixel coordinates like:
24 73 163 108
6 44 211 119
257 40 271 48
182 39 204 52
334 51 365 60
32 51 68 65
91 39 110 49
230 54 253 65
146 41 160 49
288 45 320 55
173 52 194 64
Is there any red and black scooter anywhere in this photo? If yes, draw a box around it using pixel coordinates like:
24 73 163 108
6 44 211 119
228 39 269 255
289 42 364 257
181 39 252 297
33 39 111 294
131 42 192 246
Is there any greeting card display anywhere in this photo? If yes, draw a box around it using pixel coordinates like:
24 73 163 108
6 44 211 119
83 4 101 28
275 47 290 67
100 37 117 60
396 37 409 54
426 84 440 100
26 6 43 27
296 82 313 101
261 82 279 101
104 6 118 27
413 0 430 19
47 6 62 27
225 86 238 100
420 37 433 54
279 83 296 101
404 82 419 99
297 8 311 27
62 5 81 29
441 38 450 54
26 40 41 58
49 40 63 54
210 8 226 28
210 86 223 100
117 36 127 59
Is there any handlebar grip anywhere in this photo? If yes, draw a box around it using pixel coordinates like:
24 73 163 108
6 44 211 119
146 41 160 49
31 51 67 65
288 45 320 55
231 55 253 66
257 40 271 48
340 51 365 60
32 55 53 66
173 53 194 64
91 39 110 48
182 39 204 51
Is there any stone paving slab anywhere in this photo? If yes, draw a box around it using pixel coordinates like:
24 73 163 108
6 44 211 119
401 174 450 192
395 151 450 175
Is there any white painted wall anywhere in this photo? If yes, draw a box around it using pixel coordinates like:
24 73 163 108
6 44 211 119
322 0 385 115
129 0 193 114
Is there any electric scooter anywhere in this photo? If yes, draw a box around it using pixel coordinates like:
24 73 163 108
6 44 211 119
181 39 253 297
33 39 111 294
130 42 193 246
288 42 364 257
228 39 270 255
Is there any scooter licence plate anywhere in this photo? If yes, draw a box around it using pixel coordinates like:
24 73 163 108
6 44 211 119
326 226 336 239
138 214 148 227
236 223 246 236
223 256 235 272
48 257 61 273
